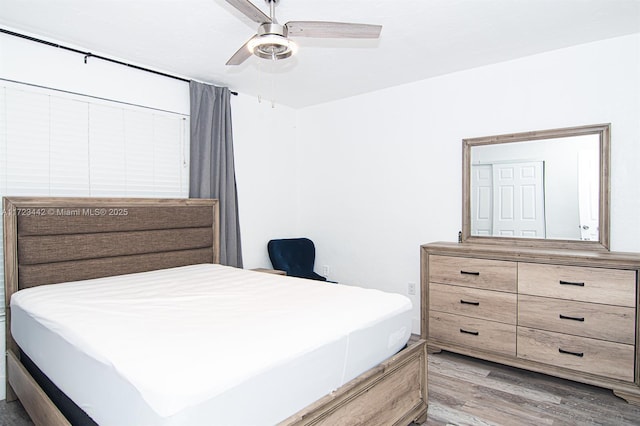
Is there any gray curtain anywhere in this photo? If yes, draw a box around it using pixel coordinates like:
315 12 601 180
189 81 243 268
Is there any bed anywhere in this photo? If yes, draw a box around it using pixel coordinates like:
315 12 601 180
3 196 428 426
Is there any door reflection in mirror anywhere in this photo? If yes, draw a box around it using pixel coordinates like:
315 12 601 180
470 134 599 241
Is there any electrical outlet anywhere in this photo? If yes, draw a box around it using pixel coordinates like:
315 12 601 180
407 282 416 295
322 265 330 277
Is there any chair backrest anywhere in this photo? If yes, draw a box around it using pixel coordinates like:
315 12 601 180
267 238 322 280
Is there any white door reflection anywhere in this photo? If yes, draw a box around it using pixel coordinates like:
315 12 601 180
471 161 545 238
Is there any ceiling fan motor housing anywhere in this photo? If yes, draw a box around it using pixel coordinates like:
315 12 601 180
250 22 295 60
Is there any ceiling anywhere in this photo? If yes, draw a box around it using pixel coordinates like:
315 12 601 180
1 0 639 108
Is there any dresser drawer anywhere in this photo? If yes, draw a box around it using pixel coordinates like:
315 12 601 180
518 263 636 307
517 327 635 382
518 295 635 344
429 255 517 292
430 283 517 324
429 311 516 356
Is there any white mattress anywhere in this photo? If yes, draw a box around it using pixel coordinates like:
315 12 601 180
11 264 412 426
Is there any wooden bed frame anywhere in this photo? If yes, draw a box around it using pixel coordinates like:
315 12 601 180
3 196 428 426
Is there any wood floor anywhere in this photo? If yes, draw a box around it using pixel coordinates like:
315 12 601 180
2 350 640 425
424 350 640 426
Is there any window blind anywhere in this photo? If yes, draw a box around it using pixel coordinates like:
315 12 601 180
0 85 190 312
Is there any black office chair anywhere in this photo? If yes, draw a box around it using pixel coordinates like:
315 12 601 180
267 238 327 281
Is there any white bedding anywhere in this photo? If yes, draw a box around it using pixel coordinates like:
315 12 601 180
11 264 412 425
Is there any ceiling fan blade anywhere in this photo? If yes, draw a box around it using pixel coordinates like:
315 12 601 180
226 36 255 66
225 0 272 24
285 21 382 39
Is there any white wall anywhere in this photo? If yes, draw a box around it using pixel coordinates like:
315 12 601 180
296 34 640 333
232 95 299 268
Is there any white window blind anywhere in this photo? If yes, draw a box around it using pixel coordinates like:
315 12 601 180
0 85 190 313
51 96 91 196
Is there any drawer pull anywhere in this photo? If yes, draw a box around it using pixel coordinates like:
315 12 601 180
559 348 584 357
460 299 480 306
460 270 480 276
559 280 585 287
459 328 479 336
559 314 585 322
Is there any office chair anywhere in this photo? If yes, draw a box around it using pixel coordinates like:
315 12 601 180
267 238 327 281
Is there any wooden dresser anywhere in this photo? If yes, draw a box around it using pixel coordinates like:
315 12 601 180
421 242 640 404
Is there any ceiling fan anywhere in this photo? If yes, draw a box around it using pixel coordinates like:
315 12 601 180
224 0 382 65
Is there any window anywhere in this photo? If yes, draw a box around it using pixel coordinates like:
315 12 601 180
0 84 190 311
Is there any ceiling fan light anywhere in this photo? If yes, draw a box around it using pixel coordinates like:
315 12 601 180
248 34 297 60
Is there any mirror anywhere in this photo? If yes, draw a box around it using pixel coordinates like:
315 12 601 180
462 124 610 251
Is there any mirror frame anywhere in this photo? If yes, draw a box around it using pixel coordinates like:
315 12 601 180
462 123 610 251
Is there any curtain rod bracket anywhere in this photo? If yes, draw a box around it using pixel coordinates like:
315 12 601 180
84 53 92 64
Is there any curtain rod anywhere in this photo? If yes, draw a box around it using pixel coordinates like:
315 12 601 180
0 28 238 95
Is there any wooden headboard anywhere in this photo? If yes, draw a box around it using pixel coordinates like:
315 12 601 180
3 197 219 354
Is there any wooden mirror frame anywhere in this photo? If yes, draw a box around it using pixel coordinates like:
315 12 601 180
462 123 611 251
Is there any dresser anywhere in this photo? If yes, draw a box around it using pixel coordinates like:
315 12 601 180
421 242 640 404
